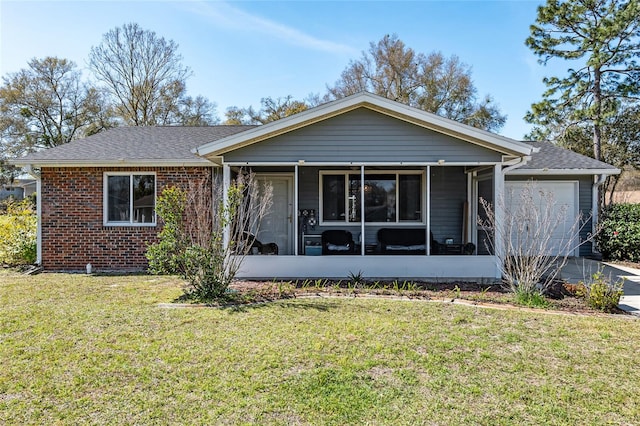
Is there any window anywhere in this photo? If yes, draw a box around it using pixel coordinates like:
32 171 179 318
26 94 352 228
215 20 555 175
104 173 156 225
320 171 424 224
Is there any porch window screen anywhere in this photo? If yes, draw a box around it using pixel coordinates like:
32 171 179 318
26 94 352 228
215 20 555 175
322 174 345 222
363 174 396 222
105 173 156 225
399 174 421 221
320 171 423 224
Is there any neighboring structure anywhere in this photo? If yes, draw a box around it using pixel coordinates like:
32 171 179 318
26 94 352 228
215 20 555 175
11 93 619 279
0 177 36 201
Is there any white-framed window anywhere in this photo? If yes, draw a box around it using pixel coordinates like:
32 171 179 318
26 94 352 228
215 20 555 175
319 170 425 225
103 172 156 226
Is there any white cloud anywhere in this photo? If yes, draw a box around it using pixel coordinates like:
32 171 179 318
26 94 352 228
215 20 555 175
184 1 356 55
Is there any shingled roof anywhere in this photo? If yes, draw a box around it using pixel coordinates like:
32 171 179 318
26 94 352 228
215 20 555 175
12 125 619 175
14 126 255 166
512 141 619 174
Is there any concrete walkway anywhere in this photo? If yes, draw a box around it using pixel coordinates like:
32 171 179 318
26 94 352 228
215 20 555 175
560 258 640 316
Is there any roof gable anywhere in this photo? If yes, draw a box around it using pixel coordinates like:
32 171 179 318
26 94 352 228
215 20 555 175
222 108 505 164
194 92 535 160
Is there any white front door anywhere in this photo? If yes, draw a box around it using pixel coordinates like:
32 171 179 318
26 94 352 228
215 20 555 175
256 174 294 255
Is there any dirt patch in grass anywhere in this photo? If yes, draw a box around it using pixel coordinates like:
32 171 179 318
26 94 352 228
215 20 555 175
224 279 628 316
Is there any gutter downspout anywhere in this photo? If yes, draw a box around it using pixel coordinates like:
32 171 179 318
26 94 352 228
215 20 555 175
592 174 607 255
25 165 42 266
503 156 531 174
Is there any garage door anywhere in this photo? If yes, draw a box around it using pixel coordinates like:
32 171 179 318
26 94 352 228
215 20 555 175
504 181 578 256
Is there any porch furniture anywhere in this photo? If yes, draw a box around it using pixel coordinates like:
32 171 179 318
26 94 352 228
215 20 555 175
321 230 355 255
244 233 279 255
442 243 463 255
378 228 441 255
441 242 476 255
365 244 377 255
302 234 322 255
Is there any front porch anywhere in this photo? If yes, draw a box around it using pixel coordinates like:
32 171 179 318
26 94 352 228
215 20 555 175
202 95 532 281
225 162 503 280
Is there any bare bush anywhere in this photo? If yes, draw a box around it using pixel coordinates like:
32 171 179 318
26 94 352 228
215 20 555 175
479 180 592 297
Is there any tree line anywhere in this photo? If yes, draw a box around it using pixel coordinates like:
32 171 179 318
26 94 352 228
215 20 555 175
2 0 640 201
0 24 506 181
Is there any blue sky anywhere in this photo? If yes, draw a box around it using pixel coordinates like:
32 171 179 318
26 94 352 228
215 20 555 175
0 0 564 139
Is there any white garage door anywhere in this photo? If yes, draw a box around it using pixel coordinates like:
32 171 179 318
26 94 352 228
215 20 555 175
504 181 579 256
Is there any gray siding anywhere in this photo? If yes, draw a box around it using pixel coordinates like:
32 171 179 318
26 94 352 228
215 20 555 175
224 108 503 163
506 175 594 256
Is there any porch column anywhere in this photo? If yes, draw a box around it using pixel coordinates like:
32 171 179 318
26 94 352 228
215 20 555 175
360 165 365 255
466 171 473 244
493 163 504 279
294 165 299 256
222 163 231 248
426 165 431 256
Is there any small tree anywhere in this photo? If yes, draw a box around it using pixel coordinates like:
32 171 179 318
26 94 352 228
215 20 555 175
147 170 273 299
479 181 591 301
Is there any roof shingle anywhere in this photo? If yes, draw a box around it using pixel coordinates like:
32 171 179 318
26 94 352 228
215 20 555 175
17 126 255 163
519 141 618 171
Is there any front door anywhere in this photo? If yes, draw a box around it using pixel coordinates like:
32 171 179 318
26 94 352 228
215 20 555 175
256 174 294 255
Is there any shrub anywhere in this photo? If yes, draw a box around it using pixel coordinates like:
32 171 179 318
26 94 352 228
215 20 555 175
146 171 272 300
0 199 37 266
578 271 624 313
146 186 187 275
596 203 640 262
514 290 549 308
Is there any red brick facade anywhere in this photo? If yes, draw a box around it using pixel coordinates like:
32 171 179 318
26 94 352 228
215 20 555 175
40 166 213 271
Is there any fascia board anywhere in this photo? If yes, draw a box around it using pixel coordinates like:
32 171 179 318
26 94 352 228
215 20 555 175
506 168 621 176
9 159 216 168
194 92 534 158
224 161 500 166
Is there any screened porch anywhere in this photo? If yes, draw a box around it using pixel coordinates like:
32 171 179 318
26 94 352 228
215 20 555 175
228 162 502 280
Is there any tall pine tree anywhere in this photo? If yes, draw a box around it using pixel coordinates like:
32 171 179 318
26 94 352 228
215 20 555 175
525 0 640 162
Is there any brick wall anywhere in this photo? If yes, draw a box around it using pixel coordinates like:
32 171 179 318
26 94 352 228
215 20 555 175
40 166 213 271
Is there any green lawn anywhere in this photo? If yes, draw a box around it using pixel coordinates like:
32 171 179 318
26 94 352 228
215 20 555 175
1 272 639 425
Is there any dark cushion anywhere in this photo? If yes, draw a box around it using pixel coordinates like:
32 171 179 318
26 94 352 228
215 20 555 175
321 230 355 255
378 228 426 246
377 228 434 255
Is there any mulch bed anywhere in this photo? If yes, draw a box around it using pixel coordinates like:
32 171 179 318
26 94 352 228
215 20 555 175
226 279 629 316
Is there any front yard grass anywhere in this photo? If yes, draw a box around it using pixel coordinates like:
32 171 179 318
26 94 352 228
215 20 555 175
1 272 639 425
